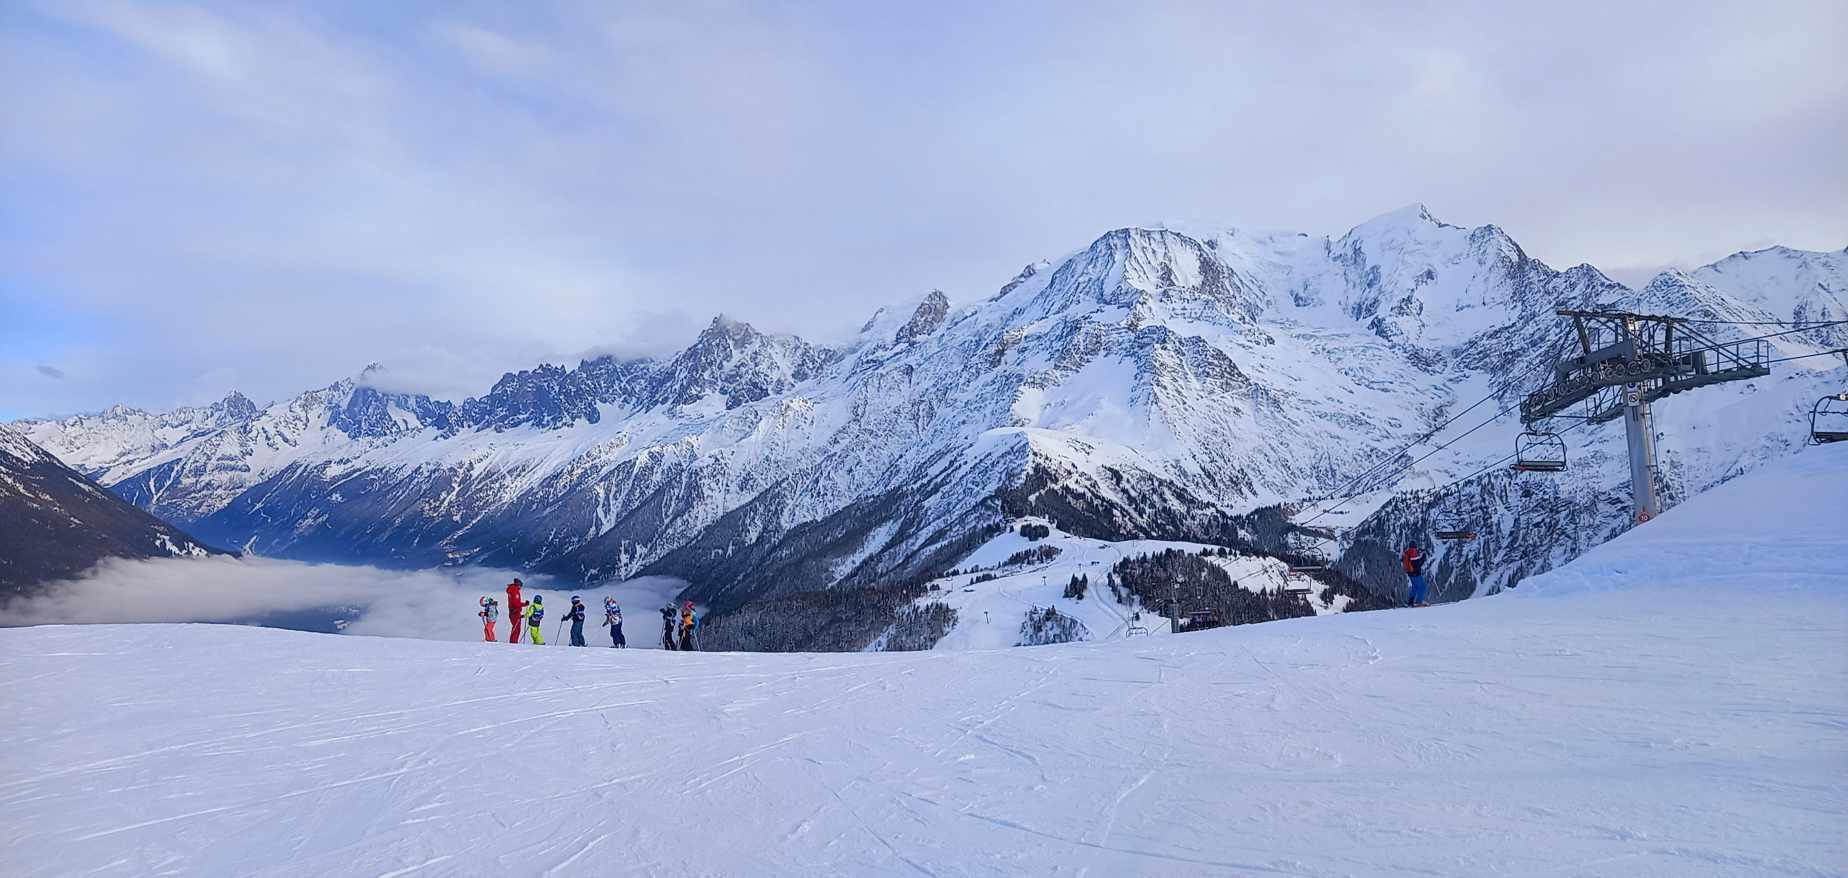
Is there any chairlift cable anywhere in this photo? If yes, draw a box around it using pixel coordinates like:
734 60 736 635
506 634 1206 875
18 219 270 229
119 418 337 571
1675 321 1848 353
1678 317 1847 326
1288 321 1840 559
1297 419 1598 557
1766 348 1848 366
1294 328 1575 530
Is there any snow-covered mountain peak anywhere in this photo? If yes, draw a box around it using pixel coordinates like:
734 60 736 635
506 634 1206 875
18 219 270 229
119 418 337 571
1687 244 1846 338
652 314 835 411
101 403 147 419
1015 227 1266 326
210 391 260 425
895 290 951 344
697 313 757 343
1344 202 1456 236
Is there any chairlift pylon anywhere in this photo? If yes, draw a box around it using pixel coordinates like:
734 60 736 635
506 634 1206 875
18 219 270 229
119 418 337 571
1810 392 1848 445
1510 430 1568 473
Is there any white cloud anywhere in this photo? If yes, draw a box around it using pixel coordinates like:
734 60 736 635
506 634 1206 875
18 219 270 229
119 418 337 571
3 1 1844 418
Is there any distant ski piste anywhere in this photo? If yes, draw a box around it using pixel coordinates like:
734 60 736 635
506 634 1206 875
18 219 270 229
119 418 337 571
0 555 686 644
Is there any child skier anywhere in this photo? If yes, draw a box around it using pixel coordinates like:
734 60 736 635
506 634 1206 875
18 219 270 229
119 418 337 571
678 601 698 651
660 604 678 650
478 596 499 642
1402 544 1429 607
603 598 626 648
526 594 547 645
566 596 588 647
505 579 527 644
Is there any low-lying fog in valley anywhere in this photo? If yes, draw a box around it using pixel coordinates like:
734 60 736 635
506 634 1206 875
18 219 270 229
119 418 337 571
0 556 686 645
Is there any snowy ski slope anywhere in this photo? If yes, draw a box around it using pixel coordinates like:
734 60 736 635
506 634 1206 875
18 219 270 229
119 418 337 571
2 445 1844 877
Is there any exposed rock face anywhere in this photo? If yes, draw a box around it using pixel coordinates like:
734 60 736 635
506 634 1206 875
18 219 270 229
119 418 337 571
896 291 950 344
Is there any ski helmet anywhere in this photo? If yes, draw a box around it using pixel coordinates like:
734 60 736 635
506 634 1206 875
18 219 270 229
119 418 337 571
533 594 544 604
512 578 523 586
479 596 490 607
571 595 583 604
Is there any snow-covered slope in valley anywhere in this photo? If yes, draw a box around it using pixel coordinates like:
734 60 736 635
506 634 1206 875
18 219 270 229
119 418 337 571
12 210 1844 610
4 445 1842 877
905 520 1363 651
0 427 216 597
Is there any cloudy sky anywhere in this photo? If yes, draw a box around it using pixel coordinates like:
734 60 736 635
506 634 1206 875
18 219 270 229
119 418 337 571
3 1 1844 419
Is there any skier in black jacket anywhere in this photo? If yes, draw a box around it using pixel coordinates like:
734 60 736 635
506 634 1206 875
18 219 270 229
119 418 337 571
603 598 626 648
566 596 588 647
660 604 678 650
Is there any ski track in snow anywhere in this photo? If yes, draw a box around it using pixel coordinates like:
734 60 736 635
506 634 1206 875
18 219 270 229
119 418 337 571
3 584 1842 877
2 447 1846 877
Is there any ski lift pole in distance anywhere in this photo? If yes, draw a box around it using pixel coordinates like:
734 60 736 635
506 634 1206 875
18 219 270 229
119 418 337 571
1509 430 1568 473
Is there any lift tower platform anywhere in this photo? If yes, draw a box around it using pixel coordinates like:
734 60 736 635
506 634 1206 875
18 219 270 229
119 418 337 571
1520 310 1770 523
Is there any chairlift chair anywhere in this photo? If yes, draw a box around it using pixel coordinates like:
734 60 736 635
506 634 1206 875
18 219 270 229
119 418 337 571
1282 563 1321 595
1434 491 1478 542
1509 430 1568 473
1810 392 1848 445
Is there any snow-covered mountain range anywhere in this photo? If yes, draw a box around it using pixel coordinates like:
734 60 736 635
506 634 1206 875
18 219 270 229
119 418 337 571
14 207 1845 609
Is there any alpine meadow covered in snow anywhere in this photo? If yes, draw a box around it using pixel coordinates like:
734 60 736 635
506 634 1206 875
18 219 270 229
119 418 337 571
4 2 1848 877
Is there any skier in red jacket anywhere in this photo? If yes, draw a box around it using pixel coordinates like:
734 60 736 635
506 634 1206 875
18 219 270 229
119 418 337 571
1401 545 1429 607
505 579 527 644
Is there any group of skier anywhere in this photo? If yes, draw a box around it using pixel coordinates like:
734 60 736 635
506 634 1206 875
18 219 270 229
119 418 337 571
660 600 700 651
474 550 1427 649
475 579 692 649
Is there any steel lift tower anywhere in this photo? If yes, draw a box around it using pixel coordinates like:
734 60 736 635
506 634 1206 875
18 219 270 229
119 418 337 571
1520 310 1771 523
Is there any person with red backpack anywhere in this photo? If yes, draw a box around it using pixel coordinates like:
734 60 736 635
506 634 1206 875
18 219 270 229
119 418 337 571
505 579 528 643
1401 544 1429 607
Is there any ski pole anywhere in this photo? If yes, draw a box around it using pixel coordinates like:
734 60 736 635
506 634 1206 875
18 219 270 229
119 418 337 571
555 618 565 644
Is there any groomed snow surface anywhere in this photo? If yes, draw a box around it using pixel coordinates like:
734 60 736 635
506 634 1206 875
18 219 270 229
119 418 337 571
4 446 1846 877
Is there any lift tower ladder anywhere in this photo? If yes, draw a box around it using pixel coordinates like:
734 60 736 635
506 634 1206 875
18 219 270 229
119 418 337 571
1520 310 1770 523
